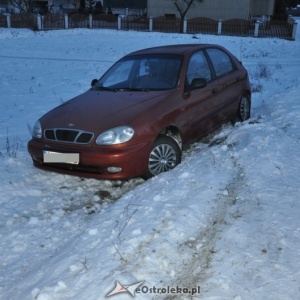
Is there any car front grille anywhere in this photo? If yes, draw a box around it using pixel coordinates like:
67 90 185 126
44 129 94 144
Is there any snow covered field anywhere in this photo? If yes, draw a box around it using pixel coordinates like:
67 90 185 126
0 23 299 300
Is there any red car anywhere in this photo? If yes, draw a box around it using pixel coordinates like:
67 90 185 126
28 44 251 179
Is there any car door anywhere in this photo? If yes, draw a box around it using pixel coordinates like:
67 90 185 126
205 48 242 123
185 50 224 142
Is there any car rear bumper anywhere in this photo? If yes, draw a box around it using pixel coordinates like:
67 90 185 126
27 139 151 180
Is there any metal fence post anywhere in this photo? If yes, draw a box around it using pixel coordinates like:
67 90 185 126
37 14 42 30
64 14 69 29
218 19 222 35
254 21 260 37
6 14 11 28
118 15 122 30
183 18 187 33
149 16 153 32
89 14 93 29
292 21 297 40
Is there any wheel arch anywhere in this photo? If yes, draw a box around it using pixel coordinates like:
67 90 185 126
244 89 251 101
158 125 183 151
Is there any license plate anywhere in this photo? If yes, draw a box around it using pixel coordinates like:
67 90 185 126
43 151 80 165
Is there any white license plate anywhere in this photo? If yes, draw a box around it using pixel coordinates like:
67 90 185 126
43 151 80 165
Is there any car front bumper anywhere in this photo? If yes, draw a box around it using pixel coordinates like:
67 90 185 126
27 139 151 180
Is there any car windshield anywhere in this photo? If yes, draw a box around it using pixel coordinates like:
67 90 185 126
96 54 183 91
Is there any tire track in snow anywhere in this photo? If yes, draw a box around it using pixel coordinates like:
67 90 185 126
163 146 245 299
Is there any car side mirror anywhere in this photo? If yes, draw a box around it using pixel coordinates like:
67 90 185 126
91 79 99 87
189 78 207 91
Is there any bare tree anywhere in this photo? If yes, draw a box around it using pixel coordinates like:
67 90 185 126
9 0 36 13
9 0 50 13
173 0 205 32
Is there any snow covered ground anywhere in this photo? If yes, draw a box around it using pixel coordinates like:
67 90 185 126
0 22 299 300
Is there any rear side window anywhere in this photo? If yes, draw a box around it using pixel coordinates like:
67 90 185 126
206 48 234 77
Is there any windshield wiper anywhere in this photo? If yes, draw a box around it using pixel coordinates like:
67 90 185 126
117 87 150 92
93 86 150 92
93 86 118 92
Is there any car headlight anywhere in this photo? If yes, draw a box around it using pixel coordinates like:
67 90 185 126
96 126 134 145
32 120 42 139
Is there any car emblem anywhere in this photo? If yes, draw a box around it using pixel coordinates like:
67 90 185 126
67 123 75 127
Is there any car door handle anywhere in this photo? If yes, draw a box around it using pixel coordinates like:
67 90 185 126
211 87 218 94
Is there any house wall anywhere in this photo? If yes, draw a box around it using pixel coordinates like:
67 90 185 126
0 0 13 12
250 0 275 16
0 0 7 9
147 0 274 20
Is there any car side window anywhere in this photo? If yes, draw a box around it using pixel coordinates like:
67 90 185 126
186 51 212 85
206 48 234 77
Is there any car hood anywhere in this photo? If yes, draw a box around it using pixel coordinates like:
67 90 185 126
40 89 173 132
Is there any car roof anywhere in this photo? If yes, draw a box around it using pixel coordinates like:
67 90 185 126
125 44 222 57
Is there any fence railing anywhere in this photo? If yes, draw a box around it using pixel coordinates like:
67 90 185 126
258 20 294 39
187 17 219 35
0 13 297 40
0 13 6 28
221 19 254 36
92 13 118 29
42 14 64 30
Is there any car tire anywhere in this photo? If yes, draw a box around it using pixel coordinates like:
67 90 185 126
145 135 181 179
237 94 251 121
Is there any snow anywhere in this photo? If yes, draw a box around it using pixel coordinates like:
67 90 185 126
0 22 300 299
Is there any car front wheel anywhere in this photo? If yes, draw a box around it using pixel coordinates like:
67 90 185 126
145 135 181 178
